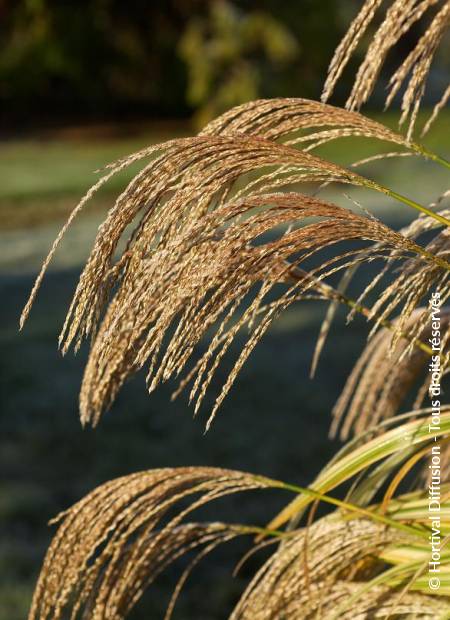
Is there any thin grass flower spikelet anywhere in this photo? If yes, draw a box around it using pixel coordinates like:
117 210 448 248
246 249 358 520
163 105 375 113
311 197 450 378
322 0 450 137
201 97 413 150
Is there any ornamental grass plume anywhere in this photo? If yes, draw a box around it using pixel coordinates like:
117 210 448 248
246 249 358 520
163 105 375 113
28 414 450 619
230 516 444 620
28 468 272 620
21 2 450 618
79 193 438 428
20 107 450 426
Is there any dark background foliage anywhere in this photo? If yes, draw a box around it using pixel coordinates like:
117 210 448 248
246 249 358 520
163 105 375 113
1 0 349 128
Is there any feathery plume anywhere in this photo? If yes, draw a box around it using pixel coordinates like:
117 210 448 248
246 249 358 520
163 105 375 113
77 193 428 427
230 515 444 619
311 197 450 378
28 467 272 620
29 466 448 619
21 107 439 427
24 135 365 350
20 97 449 426
20 98 432 340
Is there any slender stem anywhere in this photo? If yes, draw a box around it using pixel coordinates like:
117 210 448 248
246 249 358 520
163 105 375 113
259 476 428 540
371 181 450 228
412 143 450 172
235 524 288 539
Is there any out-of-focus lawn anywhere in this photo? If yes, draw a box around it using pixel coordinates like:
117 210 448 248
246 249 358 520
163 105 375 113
0 111 449 619
0 122 187 230
1 110 449 231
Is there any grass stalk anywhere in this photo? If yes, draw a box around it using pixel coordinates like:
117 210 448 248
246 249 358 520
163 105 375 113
369 181 450 228
412 143 450 172
259 475 429 540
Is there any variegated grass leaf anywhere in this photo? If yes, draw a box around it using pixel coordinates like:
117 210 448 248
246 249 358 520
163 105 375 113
268 409 450 531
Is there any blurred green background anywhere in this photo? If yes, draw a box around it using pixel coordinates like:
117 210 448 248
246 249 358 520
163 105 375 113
1 1 449 618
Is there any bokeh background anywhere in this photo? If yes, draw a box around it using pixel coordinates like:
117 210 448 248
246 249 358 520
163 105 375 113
1 1 449 618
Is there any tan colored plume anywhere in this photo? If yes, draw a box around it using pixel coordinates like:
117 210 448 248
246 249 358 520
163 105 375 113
77 193 430 428
28 467 272 620
230 514 442 619
19 100 442 427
